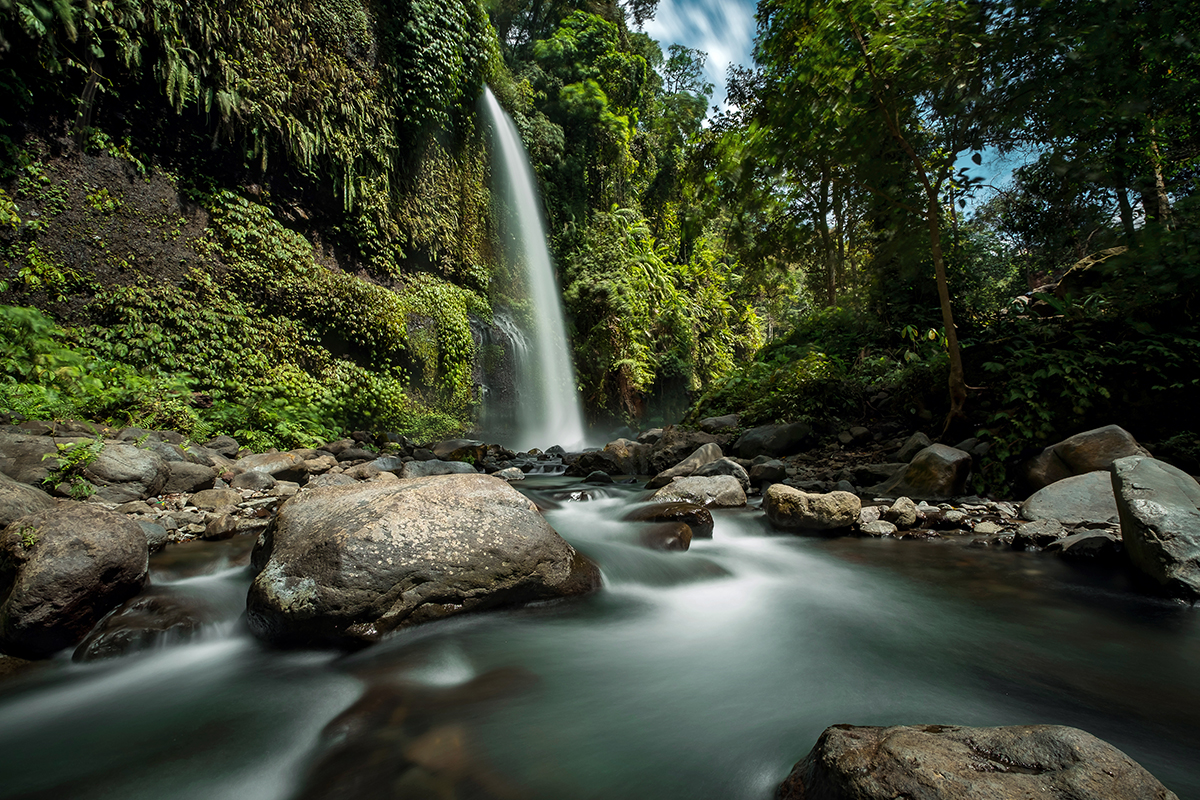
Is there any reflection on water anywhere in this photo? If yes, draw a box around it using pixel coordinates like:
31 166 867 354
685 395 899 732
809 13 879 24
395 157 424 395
0 475 1197 799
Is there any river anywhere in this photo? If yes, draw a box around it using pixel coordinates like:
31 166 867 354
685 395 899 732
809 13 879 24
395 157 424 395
1 476 1198 799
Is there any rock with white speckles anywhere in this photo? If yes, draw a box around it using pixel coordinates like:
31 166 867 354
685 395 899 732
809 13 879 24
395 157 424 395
246 474 601 648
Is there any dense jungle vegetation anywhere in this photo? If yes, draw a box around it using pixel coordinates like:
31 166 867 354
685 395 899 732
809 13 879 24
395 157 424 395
0 0 1197 491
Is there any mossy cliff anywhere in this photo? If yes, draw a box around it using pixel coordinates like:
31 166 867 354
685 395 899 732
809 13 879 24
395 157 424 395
0 0 506 446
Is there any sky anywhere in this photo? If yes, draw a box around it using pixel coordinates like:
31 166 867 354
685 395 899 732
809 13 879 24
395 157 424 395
640 0 758 112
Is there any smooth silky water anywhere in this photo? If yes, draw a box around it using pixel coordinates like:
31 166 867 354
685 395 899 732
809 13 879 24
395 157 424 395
2 477 1198 799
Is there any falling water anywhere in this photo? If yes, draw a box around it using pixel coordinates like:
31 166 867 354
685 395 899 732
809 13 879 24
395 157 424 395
482 87 586 451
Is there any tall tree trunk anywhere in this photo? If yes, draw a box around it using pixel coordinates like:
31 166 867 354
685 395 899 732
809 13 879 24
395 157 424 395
816 170 836 307
926 203 967 422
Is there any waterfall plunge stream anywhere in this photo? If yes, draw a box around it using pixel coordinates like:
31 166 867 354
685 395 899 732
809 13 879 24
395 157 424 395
483 88 586 451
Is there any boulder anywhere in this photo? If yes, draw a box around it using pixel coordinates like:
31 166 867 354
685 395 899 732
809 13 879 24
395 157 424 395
1111 455 1200 599
778 723 1177 800
582 470 614 484
876 444 971 500
623 502 715 538
230 469 277 491
637 522 693 551
894 432 932 462
564 449 624 477
649 475 746 508
189 488 242 510
494 467 525 482
233 451 307 482
693 457 751 492
246 475 601 648
883 496 919 529
698 414 739 433
748 459 787 487
0 504 149 659
764 485 861 531
1019 470 1118 525
733 422 813 459
80 442 169 502
399 459 478 479
642 428 729 475
1046 530 1121 561
1023 424 1148 491
637 428 663 445
335 447 378 463
0 432 59 485
163 461 218 494
0 471 56 528
647 443 723 489
430 439 487 464
601 438 649 474
1012 519 1068 549
203 435 241 458
72 587 212 661
860 520 898 537
307 473 358 488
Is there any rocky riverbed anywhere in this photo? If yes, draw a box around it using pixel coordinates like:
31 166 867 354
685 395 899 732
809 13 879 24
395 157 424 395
1 415 1198 799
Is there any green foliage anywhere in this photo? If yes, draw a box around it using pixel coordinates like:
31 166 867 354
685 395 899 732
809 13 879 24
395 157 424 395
17 525 37 549
41 435 103 499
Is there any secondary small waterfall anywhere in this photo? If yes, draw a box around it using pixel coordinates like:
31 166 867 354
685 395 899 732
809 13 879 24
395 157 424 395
482 87 587 451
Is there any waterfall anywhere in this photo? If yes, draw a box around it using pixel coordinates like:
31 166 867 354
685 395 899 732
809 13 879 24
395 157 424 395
482 87 587 451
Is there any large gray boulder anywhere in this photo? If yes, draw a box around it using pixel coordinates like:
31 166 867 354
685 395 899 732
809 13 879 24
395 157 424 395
778 723 1178 800
84 443 169 502
429 439 486 463
693 457 751 492
398 459 478 479
233 451 308 481
649 475 746 508
1111 455 1200 599
0 504 149 659
764 485 861 531
0 433 59 485
246 475 601 648
646 443 723 489
564 449 625 477
698 414 739 433
162 460 218 494
894 432 932 463
1023 424 1148 491
0 471 56 528
876 444 971 500
733 421 813 459
1019 470 1119 525
644 428 729 475
623 502 715 538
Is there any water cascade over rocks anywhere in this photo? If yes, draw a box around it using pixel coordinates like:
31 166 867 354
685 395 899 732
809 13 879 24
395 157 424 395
482 87 586 451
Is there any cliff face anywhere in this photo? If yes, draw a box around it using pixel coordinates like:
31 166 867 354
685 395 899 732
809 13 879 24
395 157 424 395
0 0 506 445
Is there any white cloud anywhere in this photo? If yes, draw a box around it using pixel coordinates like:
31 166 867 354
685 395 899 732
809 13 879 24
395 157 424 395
641 0 758 112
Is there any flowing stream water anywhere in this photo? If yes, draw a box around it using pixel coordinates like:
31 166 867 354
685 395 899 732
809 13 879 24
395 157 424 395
482 88 586 452
2 478 1199 799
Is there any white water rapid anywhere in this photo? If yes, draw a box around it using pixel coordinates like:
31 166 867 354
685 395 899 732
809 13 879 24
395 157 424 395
482 87 586 451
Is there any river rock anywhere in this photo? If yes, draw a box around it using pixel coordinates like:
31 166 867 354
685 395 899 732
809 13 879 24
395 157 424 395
246 475 601 648
649 475 746 508
1023 424 1148 492
78 442 168 502
0 432 59 485
189 488 242 510
233 451 307 481
0 471 56 528
647 443 724 489
399 459 478 479
875 444 971 500
894 432 932 462
645 429 729 475
0 504 149 659
733 421 813 459
1019 470 1118 525
637 522 693 551
883 496 919 528
163 460 218 494
564 449 624 477
698 414 739 433
778 723 1178 800
582 470 613 484
764 485 861 531
748 459 787 487
306 473 358 488
430 439 486 463
1012 519 1067 549
601 438 648 474
623 502 715 538
204 435 241 458
1046 530 1121 560
494 467 525 482
72 587 212 661
230 469 277 491
693 457 751 492
1111 455 1200 599
637 428 663 444
860 520 897 537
